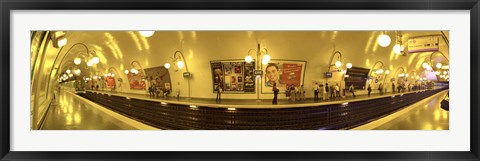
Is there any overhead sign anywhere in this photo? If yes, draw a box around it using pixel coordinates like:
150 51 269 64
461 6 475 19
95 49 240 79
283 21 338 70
408 36 439 53
183 72 192 78
254 70 263 76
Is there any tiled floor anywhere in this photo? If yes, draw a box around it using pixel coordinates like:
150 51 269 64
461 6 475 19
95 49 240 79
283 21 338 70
41 90 137 130
372 90 449 130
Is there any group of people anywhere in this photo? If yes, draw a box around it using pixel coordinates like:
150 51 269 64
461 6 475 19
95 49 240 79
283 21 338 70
148 83 170 98
285 84 306 102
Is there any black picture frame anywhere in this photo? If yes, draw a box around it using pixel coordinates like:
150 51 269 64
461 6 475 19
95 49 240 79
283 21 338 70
1 0 478 161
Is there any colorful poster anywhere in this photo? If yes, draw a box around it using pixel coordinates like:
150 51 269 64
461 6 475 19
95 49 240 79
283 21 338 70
262 60 306 94
210 60 255 93
144 66 171 91
243 62 255 92
127 70 146 90
105 76 116 89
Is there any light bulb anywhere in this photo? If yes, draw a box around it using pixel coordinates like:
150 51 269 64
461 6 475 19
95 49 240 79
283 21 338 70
245 55 253 63
93 76 97 79
164 63 171 69
87 61 93 67
262 59 269 65
139 31 155 37
378 34 391 47
177 61 184 69
435 71 440 75
443 71 447 74
92 57 100 64
57 37 67 47
346 63 352 69
406 74 409 77
393 44 402 54
69 74 73 77
74 58 81 65
124 70 129 74
335 61 342 68
436 63 442 69
263 54 271 62
131 68 136 73
385 70 390 74
105 74 108 77
378 69 384 74
107 73 111 77
111 73 115 77
422 62 428 68
66 69 71 74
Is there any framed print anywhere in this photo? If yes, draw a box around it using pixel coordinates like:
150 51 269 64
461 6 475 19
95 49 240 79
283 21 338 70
2 0 480 161
261 59 307 94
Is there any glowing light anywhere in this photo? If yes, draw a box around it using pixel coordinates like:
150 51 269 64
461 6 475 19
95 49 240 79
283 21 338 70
86 60 93 67
422 62 429 69
57 37 67 47
92 57 100 64
335 60 342 68
74 58 81 65
436 63 442 69
111 73 115 77
393 44 402 54
377 34 391 47
164 63 171 69
385 70 390 74
435 71 440 75
262 59 269 65
124 70 129 74
139 31 155 37
227 108 236 111
66 69 71 74
177 61 184 69
68 74 73 77
131 68 136 74
443 71 447 74
346 63 352 69
245 55 253 63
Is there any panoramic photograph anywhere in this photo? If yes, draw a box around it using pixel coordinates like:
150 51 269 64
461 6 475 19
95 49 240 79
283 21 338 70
30 31 449 130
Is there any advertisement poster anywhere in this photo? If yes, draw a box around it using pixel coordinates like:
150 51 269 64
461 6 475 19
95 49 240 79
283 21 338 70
144 66 171 91
210 60 255 93
262 60 306 94
105 76 116 89
127 70 146 90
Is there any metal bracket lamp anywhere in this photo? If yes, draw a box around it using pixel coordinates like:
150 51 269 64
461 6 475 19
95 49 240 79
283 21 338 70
245 43 271 66
124 61 144 77
164 51 188 73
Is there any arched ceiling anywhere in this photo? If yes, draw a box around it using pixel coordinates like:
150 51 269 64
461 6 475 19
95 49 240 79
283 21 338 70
52 30 449 83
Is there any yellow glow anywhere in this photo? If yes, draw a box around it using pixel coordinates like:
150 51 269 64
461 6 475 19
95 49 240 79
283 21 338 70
105 32 123 59
128 31 143 51
189 49 194 60
423 123 432 130
120 64 124 70
364 32 375 53
191 31 197 41
331 31 338 40
74 113 81 124
365 59 370 67
91 45 107 64
66 115 73 125
145 59 149 66
434 110 441 121
139 34 150 50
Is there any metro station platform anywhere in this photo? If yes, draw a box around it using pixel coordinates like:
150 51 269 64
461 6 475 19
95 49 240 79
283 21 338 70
41 87 449 130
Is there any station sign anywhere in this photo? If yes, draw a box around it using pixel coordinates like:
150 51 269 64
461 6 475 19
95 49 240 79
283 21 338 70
183 72 192 78
254 70 263 76
408 36 439 53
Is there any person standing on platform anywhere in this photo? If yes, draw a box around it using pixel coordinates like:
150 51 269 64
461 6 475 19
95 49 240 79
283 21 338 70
290 84 297 102
367 84 372 96
299 84 306 101
330 83 335 99
392 82 395 94
378 83 383 95
335 83 340 99
216 84 223 102
272 83 279 104
313 82 320 101
349 84 356 97
325 82 329 100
